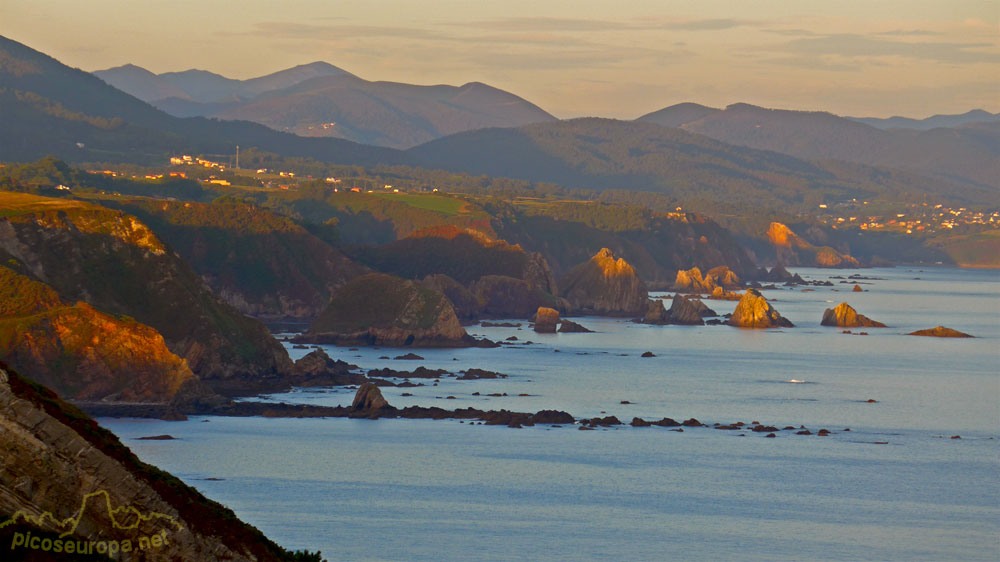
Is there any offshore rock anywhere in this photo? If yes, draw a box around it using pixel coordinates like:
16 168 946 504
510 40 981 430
352 382 390 411
728 288 794 328
561 248 648 316
534 307 560 333
821 302 886 328
668 294 706 325
907 326 974 338
558 319 593 333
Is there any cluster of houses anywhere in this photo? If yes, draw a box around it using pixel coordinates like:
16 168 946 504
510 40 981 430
818 201 998 235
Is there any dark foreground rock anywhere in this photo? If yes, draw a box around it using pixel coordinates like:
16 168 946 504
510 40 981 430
559 319 593 333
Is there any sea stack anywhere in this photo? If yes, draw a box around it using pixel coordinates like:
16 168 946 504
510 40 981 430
821 302 886 328
534 307 560 333
728 289 794 328
560 248 648 316
907 326 974 338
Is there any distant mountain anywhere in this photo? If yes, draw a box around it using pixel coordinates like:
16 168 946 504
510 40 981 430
0 35 399 165
96 61 353 104
405 118 995 212
636 102 1000 188
210 74 558 148
850 109 1000 131
96 61 556 149
90 63 193 102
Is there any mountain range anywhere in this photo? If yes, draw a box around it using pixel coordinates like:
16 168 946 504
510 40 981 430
637 102 1000 188
95 62 556 148
2 34 996 217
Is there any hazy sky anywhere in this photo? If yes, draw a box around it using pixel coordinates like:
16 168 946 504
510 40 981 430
3 0 997 118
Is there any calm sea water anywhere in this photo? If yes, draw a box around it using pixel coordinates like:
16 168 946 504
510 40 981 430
101 267 1000 561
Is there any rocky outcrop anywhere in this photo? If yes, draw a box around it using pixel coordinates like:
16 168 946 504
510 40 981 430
561 248 648 316
351 382 390 411
559 319 593 333
0 193 293 381
907 326 974 338
471 275 567 318
534 307 560 333
766 222 859 268
642 295 715 325
728 288 794 328
0 265 199 403
668 295 706 325
421 274 481 321
300 273 474 346
821 302 886 328
0 364 302 561
673 266 741 293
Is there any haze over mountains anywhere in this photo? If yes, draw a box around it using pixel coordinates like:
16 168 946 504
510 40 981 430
1 34 996 218
637 103 1000 188
95 62 556 148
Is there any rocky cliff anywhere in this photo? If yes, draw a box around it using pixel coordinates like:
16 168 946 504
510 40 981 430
300 273 473 346
471 275 567 319
766 222 859 268
0 262 201 403
0 193 293 381
111 198 367 320
0 364 308 561
560 248 648 316
820 302 886 328
727 288 794 328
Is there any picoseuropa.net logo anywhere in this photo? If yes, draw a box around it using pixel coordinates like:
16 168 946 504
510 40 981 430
1 489 184 558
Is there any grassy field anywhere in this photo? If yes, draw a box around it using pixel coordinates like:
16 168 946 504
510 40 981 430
0 192 90 217
371 192 467 215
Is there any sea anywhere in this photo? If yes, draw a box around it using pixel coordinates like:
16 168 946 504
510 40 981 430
100 267 1000 561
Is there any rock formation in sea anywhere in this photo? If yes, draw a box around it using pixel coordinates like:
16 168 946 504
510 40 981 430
300 273 474 346
352 382 390 411
727 288 794 328
0 363 306 561
667 294 707 325
560 248 649 316
821 302 886 328
533 307 560 333
907 326 974 338
558 319 593 333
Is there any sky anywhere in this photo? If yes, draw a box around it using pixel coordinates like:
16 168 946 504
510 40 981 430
2 0 998 119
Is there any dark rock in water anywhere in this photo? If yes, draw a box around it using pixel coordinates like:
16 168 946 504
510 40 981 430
559 319 593 333
727 289 794 328
668 294 706 325
394 353 425 360
534 306 560 333
352 382 390 411
796 429 812 435
651 417 681 427
457 368 508 380
641 351 656 358
853 284 864 292
817 429 831 436
765 433 776 438
751 425 779 432
137 434 176 440
642 299 669 324
681 418 703 427
821 302 886 328
530 410 575 424
581 415 623 426
579 425 595 431
907 326 974 338
631 417 652 427
561 248 648 316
